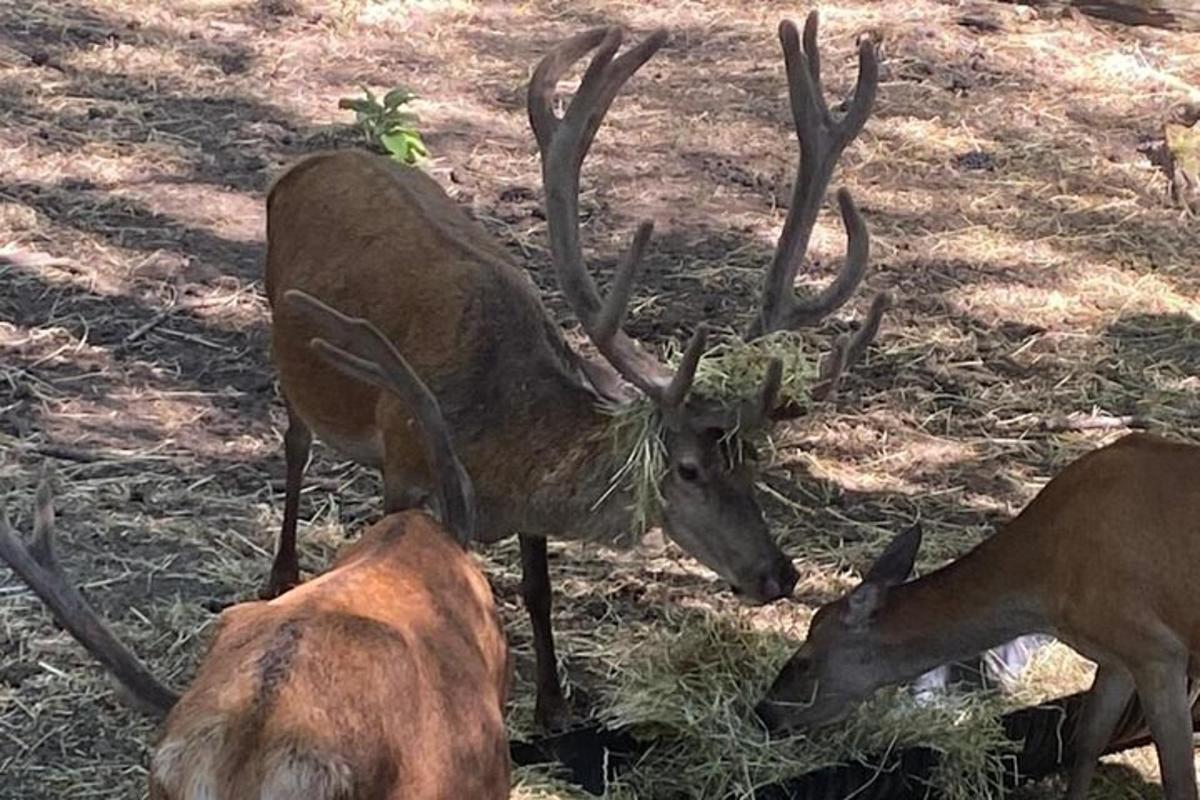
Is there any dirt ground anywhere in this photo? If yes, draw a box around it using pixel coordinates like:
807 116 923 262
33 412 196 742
1 0 1198 798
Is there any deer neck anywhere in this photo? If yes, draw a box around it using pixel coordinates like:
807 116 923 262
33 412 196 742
530 402 644 544
871 534 1050 685
474 395 643 545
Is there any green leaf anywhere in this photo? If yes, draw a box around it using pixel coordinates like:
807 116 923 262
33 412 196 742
338 97 378 115
383 87 416 109
384 110 418 127
380 129 428 165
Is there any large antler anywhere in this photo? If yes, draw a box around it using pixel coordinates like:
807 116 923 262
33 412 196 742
747 12 890 395
0 467 179 718
285 290 475 546
528 28 716 410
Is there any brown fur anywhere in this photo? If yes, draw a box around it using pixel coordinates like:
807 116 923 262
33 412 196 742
149 511 509 800
758 434 1200 800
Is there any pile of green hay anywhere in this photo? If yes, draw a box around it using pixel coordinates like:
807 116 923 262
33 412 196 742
520 612 1015 800
682 330 819 413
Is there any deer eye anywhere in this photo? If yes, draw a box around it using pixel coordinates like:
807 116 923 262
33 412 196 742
676 462 701 482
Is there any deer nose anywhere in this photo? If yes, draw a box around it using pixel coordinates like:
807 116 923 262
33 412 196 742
758 560 799 602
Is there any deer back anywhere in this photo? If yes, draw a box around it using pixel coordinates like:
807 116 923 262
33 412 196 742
151 511 510 800
1005 433 1200 637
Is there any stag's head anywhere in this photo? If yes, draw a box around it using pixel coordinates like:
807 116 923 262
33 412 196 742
650 365 793 602
528 12 887 604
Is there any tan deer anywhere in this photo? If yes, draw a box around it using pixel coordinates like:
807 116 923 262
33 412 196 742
755 433 1200 800
264 11 887 727
0 292 510 800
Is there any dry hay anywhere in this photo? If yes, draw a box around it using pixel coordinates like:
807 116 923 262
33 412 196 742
1 0 1199 799
587 614 1013 800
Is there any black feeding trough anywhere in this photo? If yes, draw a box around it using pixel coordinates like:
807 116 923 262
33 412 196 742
510 690 1200 798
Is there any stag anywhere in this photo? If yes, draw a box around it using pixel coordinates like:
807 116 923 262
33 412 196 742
264 11 886 727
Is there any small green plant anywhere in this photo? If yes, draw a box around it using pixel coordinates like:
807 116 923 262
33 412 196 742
338 86 429 165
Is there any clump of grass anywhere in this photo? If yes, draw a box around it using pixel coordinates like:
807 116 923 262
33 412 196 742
592 613 1015 800
602 398 665 536
509 765 600 800
684 330 819 413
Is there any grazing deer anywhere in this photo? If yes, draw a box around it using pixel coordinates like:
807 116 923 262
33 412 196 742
0 292 510 800
264 11 887 727
755 433 1200 800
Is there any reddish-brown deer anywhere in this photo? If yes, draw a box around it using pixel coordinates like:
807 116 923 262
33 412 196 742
265 11 887 727
0 293 510 800
755 433 1200 800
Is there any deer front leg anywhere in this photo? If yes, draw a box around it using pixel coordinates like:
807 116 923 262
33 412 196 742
519 534 569 731
262 402 312 599
1065 665 1136 800
1133 659 1198 800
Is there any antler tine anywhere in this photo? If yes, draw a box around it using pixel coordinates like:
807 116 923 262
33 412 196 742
842 32 880 142
842 290 892 370
810 333 849 402
741 357 785 429
528 28 616 154
594 220 653 343
662 325 708 409
747 12 880 341
801 11 832 128
0 470 179 716
529 28 701 408
29 462 57 571
286 290 407 388
783 187 869 328
284 290 476 545
759 357 784 414
806 290 891 403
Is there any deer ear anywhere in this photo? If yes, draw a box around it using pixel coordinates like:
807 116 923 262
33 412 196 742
843 582 883 628
863 524 922 587
844 525 921 628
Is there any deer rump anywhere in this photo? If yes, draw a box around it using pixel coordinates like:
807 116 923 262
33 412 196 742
149 519 509 800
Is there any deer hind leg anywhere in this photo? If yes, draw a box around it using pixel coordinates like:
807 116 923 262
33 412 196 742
520 534 569 731
262 402 312 599
1065 665 1135 800
1132 658 1199 800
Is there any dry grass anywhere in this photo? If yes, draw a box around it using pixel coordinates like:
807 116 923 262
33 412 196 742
1 0 1199 798
581 613 1014 800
